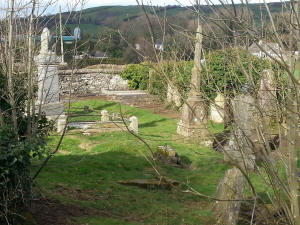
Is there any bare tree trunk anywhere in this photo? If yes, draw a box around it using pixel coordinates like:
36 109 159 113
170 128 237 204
287 1 300 224
7 0 18 138
26 0 36 136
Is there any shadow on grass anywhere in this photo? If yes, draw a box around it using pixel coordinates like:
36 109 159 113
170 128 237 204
33 151 155 183
32 149 224 225
140 118 167 128
93 102 117 111
180 155 192 166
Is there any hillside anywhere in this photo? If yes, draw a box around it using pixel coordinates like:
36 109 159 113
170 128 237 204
53 2 287 37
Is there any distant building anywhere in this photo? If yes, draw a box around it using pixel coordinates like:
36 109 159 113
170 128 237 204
62 36 75 44
249 40 283 59
53 35 75 44
92 51 108 59
74 27 81 40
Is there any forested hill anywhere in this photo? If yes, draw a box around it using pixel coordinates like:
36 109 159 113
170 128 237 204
50 2 287 37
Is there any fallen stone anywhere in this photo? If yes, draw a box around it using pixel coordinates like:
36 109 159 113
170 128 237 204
155 145 182 166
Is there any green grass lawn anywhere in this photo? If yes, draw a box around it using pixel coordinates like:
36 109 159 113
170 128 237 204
32 99 229 224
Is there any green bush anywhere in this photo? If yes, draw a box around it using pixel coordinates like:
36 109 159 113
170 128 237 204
149 48 274 103
148 60 193 101
120 48 284 106
201 48 271 99
120 63 150 90
0 71 52 223
64 57 126 69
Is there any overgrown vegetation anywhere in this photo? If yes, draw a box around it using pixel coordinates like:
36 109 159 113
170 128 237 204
0 71 52 223
121 48 278 102
121 63 150 90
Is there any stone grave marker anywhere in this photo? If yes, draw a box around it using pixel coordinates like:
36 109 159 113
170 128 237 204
211 93 225 123
101 110 110 122
212 93 257 225
129 116 138 134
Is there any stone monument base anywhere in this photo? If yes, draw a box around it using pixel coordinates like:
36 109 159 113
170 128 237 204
36 102 67 133
177 121 211 145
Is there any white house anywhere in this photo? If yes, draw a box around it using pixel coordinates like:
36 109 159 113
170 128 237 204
249 40 283 59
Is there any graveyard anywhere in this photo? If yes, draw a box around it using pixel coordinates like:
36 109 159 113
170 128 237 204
31 99 228 225
25 25 293 225
4 23 295 225
2 1 300 225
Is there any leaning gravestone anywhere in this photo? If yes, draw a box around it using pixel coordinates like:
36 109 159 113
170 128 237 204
212 92 257 225
212 167 245 225
224 94 257 170
167 83 181 107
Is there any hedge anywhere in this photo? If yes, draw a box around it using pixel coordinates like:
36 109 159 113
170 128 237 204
120 48 284 105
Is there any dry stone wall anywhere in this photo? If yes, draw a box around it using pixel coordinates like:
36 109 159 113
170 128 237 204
58 66 128 96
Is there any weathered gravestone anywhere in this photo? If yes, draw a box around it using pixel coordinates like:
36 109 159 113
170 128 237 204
211 93 225 123
167 83 182 107
129 116 138 134
258 69 276 130
101 110 110 122
111 112 119 121
212 93 257 225
57 115 67 133
84 105 89 113
148 69 154 93
224 94 257 170
212 167 245 225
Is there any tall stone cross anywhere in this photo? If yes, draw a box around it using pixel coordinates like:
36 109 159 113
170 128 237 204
177 23 209 142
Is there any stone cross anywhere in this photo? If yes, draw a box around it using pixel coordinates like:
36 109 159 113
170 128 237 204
40 27 50 55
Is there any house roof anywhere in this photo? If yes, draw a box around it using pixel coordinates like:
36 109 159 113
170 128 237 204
62 36 75 41
52 36 75 42
249 40 280 54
